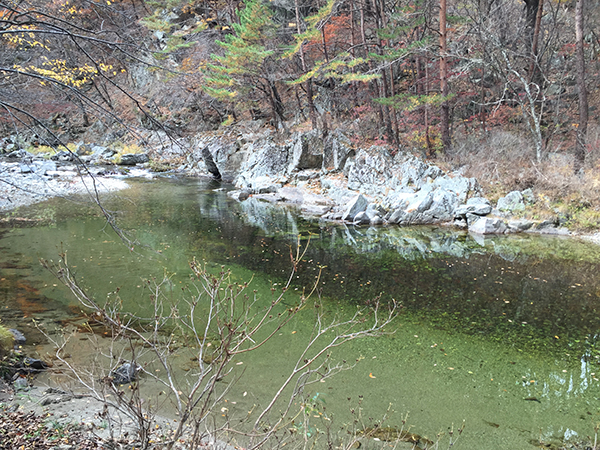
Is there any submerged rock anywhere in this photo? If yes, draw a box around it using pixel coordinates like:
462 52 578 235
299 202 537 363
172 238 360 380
13 377 28 391
357 426 434 447
110 362 141 385
19 357 49 373
8 329 26 346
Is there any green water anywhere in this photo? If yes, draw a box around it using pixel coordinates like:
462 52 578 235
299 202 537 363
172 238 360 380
2 177 600 449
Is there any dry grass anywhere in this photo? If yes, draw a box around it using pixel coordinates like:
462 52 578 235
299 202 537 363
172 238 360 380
450 128 600 230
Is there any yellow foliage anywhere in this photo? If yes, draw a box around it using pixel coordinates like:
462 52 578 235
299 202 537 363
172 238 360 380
27 145 54 155
406 127 443 153
113 142 142 162
4 24 50 50
120 143 142 154
13 58 115 88
221 115 235 127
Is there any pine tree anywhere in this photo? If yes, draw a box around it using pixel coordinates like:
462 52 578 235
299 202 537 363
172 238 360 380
284 0 379 106
202 0 284 126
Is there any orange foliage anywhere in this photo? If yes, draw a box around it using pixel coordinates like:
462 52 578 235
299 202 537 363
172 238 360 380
306 14 351 56
322 14 350 46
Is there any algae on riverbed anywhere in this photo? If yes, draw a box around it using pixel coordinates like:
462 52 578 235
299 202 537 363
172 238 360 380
3 178 600 449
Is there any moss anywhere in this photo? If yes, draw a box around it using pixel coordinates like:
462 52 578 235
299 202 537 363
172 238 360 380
0 325 14 356
149 160 172 172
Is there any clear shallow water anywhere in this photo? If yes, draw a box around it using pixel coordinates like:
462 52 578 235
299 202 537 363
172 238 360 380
3 177 600 449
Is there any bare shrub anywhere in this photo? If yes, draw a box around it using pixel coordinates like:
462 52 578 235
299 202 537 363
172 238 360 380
40 241 397 450
451 130 537 196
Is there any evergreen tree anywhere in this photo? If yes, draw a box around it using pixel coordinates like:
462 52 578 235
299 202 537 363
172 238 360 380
202 0 284 126
284 0 379 132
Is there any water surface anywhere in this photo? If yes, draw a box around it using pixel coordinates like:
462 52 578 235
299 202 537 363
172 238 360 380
2 177 600 449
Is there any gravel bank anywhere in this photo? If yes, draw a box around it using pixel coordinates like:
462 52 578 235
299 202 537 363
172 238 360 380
0 159 131 213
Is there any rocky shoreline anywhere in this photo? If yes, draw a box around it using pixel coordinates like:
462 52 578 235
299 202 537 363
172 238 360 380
2 126 600 243
0 156 131 214
0 380 235 450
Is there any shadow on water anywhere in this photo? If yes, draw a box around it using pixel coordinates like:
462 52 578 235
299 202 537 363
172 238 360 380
2 177 600 449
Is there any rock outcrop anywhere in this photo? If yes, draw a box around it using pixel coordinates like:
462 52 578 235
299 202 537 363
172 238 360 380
0 124 567 237
194 128 565 235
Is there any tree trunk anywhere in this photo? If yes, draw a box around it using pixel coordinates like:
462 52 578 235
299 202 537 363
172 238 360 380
359 0 384 130
523 0 539 45
294 0 318 130
424 54 432 157
373 0 394 142
574 0 588 173
439 0 451 154
350 0 358 105
479 65 487 134
269 80 285 128
528 0 544 86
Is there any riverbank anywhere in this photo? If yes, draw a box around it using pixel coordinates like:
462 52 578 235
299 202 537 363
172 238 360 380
0 378 238 450
0 160 130 213
2 131 600 248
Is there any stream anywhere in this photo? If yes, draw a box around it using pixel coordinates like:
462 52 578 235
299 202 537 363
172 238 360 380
2 176 600 449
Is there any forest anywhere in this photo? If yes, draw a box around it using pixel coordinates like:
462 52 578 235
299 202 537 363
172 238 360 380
1 0 600 225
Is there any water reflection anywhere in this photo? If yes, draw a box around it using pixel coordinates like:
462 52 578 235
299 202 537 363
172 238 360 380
3 178 600 449
206 194 600 361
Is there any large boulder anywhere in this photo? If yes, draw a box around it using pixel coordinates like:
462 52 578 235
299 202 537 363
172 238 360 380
201 146 221 179
323 130 355 172
426 175 480 204
289 131 323 172
50 150 75 162
391 154 443 192
353 211 371 225
507 219 534 232
110 362 141 385
235 140 290 190
347 147 394 196
342 194 369 221
91 145 117 160
204 137 244 177
118 153 149 165
467 215 508 234
455 197 492 217
387 189 457 225
427 189 460 222
497 191 525 213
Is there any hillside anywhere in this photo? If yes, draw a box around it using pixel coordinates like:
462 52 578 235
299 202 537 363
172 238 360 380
1 0 600 229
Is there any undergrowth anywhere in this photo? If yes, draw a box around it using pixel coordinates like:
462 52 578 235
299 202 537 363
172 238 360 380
450 127 600 232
